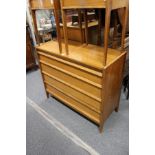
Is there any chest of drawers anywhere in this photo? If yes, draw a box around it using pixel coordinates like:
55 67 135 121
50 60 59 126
36 41 126 132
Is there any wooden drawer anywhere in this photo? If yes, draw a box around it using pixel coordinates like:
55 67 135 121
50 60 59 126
46 84 100 124
43 74 101 113
38 52 102 85
40 63 102 100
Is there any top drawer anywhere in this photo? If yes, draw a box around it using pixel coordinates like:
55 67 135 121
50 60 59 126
38 51 102 86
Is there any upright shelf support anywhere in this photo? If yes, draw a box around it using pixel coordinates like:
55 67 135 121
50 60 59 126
53 0 62 54
83 9 88 45
78 9 83 44
61 9 69 55
103 0 112 65
97 9 102 46
112 11 118 48
31 10 40 45
121 4 129 50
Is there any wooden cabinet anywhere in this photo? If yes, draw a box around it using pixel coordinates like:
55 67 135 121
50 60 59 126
26 25 37 70
36 41 126 130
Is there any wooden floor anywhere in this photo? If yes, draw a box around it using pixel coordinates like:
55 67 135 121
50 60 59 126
36 40 123 70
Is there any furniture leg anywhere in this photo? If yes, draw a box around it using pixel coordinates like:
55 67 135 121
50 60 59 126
99 122 104 133
121 6 129 50
97 9 102 46
127 89 129 100
53 9 62 54
83 9 88 45
31 10 40 45
103 1 112 65
115 106 119 112
78 9 83 44
112 11 118 48
61 9 69 55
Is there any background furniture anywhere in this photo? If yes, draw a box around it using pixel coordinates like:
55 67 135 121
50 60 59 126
71 11 96 25
26 24 37 70
60 21 98 43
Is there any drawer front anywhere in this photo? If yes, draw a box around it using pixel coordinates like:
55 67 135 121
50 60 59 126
46 84 100 124
38 53 102 85
40 63 102 100
43 74 101 113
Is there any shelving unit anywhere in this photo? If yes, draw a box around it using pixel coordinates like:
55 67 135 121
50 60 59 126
30 0 129 133
29 0 62 52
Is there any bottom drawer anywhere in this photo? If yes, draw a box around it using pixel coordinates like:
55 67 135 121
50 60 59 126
46 84 100 124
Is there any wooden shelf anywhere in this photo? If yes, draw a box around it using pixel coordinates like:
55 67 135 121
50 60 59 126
61 0 128 10
36 40 124 70
30 0 54 9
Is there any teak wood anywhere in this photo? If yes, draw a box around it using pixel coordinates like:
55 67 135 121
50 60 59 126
29 0 129 133
36 40 127 132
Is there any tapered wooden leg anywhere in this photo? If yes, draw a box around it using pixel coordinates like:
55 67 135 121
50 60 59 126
45 91 50 98
112 11 118 48
127 89 129 100
103 4 111 65
83 9 88 45
99 123 104 133
121 6 129 50
53 10 62 54
97 9 102 46
61 9 69 55
31 10 40 45
47 92 50 98
115 106 119 112
78 9 83 44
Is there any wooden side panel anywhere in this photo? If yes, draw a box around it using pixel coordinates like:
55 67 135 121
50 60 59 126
39 54 102 84
46 84 100 124
62 0 106 8
43 74 101 113
102 52 126 122
40 63 102 99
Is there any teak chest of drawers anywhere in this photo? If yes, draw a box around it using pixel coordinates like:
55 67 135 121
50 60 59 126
36 41 126 131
